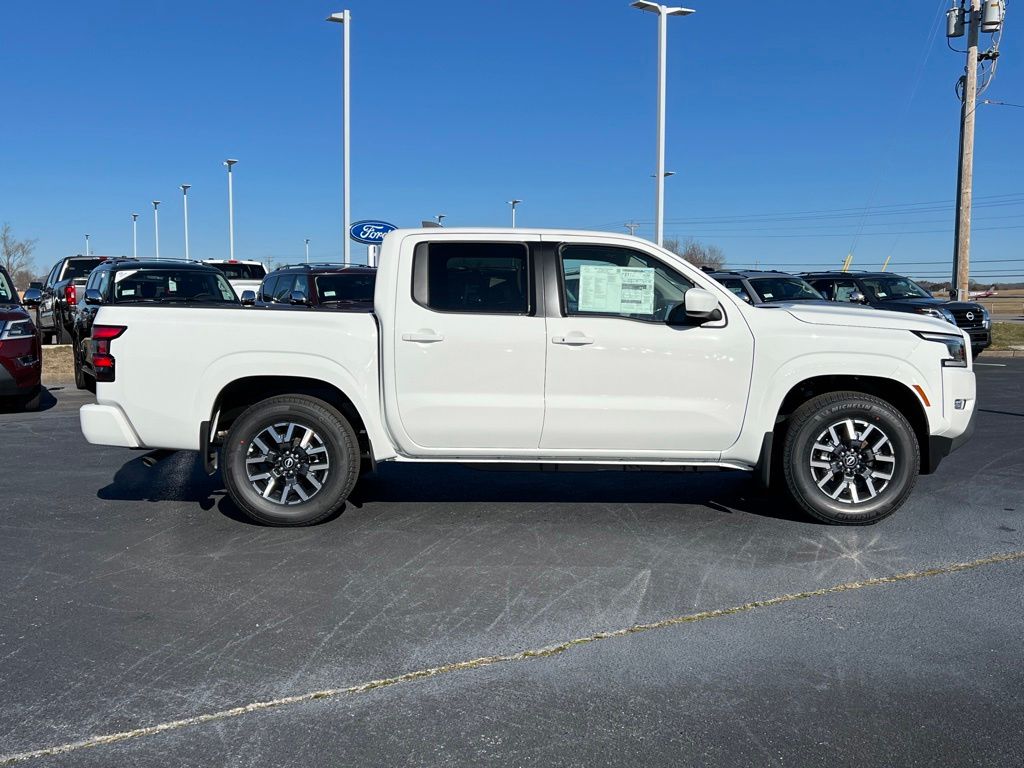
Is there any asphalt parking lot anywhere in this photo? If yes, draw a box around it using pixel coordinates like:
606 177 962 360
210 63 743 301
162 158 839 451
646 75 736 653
2 361 1022 767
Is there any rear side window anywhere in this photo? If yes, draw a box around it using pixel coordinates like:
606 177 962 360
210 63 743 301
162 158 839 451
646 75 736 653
413 242 531 314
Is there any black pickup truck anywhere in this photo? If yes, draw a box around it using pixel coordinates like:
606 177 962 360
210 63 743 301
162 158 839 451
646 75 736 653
24 255 107 344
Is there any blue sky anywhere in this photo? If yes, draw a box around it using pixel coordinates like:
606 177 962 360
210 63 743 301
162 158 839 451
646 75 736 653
1 0 1021 282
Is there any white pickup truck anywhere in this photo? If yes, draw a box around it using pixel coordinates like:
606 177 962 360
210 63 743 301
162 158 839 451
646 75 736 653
80 229 976 526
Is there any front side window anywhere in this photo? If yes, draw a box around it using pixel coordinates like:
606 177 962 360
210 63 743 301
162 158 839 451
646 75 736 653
560 244 692 322
833 279 862 302
414 242 530 314
261 275 279 302
273 274 297 303
719 278 751 304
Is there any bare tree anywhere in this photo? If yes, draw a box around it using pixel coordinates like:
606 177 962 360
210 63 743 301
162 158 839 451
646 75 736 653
663 236 725 271
1 223 38 289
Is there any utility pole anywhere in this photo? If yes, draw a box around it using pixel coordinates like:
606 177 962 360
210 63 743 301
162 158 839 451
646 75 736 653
948 0 1005 300
952 0 981 301
624 221 640 236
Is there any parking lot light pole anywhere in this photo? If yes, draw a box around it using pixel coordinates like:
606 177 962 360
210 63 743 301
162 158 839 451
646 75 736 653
180 184 191 261
305 238 310 264
152 201 161 259
631 1 694 248
84 234 90 256
327 10 352 266
507 199 522 228
131 213 138 258
224 159 238 261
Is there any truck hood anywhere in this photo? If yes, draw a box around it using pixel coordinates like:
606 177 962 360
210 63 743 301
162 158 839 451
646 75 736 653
875 296 983 313
777 302 955 334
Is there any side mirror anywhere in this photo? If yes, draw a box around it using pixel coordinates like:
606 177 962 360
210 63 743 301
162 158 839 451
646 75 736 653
668 288 723 325
849 291 866 304
240 290 256 306
289 290 309 306
22 288 42 306
85 288 103 306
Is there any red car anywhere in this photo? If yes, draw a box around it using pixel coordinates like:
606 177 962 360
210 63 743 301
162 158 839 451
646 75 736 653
0 266 42 410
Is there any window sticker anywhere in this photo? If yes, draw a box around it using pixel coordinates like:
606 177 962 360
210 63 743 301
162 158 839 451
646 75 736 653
168 279 177 292
762 292 774 299
114 270 139 283
323 290 336 297
578 265 655 315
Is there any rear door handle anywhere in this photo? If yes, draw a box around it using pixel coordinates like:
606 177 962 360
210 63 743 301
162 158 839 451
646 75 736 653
402 332 445 343
552 335 594 346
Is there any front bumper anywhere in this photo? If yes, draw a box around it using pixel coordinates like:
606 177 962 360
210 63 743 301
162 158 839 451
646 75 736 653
928 405 976 473
964 327 991 349
80 403 142 448
0 346 41 395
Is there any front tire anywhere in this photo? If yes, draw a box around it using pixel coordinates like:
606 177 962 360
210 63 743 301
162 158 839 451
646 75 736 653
781 392 920 525
223 395 360 526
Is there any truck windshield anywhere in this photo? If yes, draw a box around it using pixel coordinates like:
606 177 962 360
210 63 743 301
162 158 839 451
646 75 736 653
860 276 932 300
315 273 376 303
208 263 266 280
61 258 106 281
749 277 823 303
112 269 238 303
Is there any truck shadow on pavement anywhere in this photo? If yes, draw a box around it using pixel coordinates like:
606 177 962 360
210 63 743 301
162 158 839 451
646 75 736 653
97 452 815 526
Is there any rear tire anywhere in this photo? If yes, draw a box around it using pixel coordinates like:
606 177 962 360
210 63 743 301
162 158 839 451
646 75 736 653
222 394 360 526
781 391 919 525
972 346 984 360
73 341 87 390
55 323 72 345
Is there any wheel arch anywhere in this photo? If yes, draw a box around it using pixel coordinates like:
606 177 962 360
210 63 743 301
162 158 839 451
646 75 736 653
210 375 372 464
772 374 931 474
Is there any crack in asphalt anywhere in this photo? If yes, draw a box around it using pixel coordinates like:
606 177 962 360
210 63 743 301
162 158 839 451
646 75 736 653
3 549 1022 765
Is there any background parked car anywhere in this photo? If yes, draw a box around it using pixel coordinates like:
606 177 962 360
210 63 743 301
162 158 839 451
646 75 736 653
708 270 828 305
0 264 42 410
254 263 376 310
71 259 239 391
202 259 267 297
27 255 108 344
802 271 991 356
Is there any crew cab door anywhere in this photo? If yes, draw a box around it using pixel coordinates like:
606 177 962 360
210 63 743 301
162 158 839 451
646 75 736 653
388 236 546 453
38 262 60 331
540 238 754 455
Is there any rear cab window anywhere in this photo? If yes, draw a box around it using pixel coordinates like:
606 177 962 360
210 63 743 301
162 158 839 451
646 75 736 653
413 242 531 314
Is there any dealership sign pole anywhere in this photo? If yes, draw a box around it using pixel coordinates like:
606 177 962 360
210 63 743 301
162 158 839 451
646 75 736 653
350 220 396 267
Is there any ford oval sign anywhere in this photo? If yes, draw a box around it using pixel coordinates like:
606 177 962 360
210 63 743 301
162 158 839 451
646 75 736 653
349 220 397 245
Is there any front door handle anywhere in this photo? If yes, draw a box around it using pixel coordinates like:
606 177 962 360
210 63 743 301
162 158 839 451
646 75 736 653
402 332 445 343
552 335 594 346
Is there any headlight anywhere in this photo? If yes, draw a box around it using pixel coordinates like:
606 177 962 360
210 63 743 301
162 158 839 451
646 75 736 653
914 331 967 367
981 306 991 328
915 306 956 325
0 319 35 340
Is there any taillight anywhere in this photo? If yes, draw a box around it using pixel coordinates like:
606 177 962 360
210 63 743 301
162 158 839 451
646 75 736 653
64 284 77 305
92 325 126 382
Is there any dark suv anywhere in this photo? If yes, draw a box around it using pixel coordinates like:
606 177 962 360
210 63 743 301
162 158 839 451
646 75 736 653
802 271 991 356
0 265 42 410
25 255 108 344
708 270 827 305
70 259 238 391
254 264 376 310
